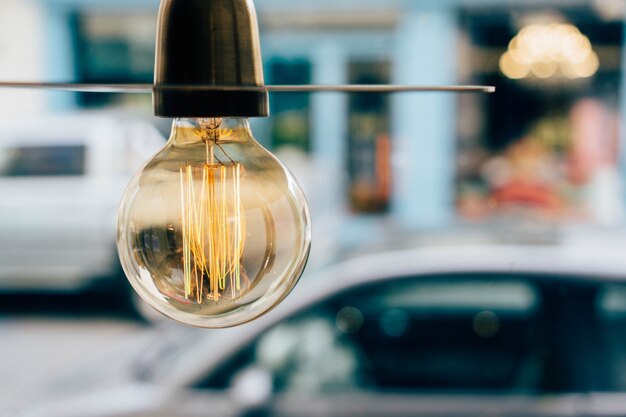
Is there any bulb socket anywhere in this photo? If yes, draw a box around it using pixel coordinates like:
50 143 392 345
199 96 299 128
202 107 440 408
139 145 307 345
153 0 269 118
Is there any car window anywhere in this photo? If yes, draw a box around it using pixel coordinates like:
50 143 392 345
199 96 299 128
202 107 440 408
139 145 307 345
0 144 86 177
596 285 626 391
200 275 547 394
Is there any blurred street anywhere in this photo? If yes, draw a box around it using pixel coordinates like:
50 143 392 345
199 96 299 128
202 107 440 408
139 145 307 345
0 295 144 407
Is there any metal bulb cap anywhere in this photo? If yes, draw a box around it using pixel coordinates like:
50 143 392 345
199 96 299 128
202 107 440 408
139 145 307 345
153 0 269 118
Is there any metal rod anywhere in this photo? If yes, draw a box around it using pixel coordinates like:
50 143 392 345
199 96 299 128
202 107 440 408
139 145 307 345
0 82 495 94
0 82 153 93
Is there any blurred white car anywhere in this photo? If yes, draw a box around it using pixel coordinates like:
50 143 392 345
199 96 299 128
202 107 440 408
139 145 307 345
0 114 164 292
11 241 626 417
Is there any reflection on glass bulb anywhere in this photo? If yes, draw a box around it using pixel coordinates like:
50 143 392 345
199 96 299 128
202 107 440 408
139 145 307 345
117 118 311 328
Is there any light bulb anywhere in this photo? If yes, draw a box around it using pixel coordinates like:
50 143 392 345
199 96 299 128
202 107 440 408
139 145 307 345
117 117 311 328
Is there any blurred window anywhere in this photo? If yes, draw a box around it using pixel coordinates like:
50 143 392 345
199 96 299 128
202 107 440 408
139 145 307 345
73 12 156 107
0 145 86 177
596 285 626 390
348 61 392 214
456 8 623 223
201 276 550 393
269 59 312 152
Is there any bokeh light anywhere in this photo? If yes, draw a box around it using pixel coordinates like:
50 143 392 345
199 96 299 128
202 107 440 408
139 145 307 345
500 23 599 80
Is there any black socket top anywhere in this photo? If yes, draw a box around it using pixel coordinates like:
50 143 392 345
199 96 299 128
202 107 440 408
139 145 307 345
153 0 269 118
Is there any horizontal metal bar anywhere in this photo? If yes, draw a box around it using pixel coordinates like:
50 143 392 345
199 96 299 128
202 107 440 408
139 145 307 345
0 83 154 93
0 82 495 94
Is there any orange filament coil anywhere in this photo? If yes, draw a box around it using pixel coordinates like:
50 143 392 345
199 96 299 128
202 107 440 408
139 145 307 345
179 160 246 303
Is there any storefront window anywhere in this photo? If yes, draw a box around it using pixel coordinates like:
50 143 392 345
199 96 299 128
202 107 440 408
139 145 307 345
73 12 156 107
268 58 312 152
348 61 392 214
456 6 623 225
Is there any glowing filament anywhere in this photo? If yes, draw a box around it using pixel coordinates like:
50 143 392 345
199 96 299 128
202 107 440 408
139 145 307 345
179 158 245 303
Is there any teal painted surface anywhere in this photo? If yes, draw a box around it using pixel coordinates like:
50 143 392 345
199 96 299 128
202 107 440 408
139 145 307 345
44 6 76 110
391 8 458 229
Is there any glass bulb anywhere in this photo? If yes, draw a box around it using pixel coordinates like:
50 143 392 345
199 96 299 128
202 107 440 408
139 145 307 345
117 118 311 328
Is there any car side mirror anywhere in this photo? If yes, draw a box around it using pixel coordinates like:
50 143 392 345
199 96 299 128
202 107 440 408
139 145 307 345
229 366 274 416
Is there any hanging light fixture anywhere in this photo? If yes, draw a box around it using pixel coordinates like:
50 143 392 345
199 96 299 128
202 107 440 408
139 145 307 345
0 0 494 328
117 0 314 328
500 23 599 80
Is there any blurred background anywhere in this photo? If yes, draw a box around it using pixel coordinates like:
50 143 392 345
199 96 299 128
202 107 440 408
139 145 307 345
3 0 626 416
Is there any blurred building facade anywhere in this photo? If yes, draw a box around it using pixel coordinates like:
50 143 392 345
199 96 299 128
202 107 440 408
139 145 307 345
1 0 625 256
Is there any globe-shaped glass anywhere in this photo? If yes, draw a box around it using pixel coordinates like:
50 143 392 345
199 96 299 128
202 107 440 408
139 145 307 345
117 117 311 328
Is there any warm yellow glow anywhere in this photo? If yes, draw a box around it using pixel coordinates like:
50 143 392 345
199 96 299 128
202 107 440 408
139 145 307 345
500 22 599 80
576 51 600 78
499 52 530 79
531 61 558 79
179 124 247 303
